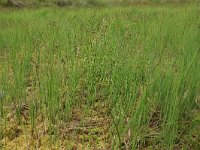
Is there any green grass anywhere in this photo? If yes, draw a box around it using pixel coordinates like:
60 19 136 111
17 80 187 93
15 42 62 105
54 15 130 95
0 0 198 8
0 4 200 149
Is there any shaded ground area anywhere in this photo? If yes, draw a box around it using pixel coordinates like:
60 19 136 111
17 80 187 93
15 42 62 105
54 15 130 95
0 103 111 149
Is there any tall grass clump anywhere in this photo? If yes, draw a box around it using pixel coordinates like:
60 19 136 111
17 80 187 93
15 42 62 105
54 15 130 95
0 4 200 149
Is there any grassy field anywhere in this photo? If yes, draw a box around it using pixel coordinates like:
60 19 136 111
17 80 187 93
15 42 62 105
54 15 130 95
0 4 200 149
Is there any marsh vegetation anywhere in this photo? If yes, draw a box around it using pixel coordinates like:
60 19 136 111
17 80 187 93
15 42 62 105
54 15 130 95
0 2 200 149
